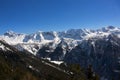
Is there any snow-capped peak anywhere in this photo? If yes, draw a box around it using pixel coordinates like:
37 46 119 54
4 30 17 37
0 26 120 55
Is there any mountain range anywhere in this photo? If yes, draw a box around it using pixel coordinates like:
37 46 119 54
0 26 120 80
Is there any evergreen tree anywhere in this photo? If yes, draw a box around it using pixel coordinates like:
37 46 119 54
86 64 99 80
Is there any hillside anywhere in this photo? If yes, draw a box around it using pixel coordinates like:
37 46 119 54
0 40 96 80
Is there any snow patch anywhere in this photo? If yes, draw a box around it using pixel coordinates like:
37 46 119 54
51 61 63 65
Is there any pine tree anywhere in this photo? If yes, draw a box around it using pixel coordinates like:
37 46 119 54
86 64 99 80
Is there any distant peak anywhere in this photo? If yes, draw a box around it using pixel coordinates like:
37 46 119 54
4 30 16 35
6 30 15 34
37 31 43 33
4 30 22 37
107 26 115 29
99 26 118 32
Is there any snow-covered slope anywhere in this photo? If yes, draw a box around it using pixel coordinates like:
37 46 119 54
1 26 120 80
0 41 11 51
0 26 120 55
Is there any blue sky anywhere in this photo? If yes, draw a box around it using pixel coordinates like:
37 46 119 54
0 0 120 34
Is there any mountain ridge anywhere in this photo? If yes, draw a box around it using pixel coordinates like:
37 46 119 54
1 26 120 80
0 26 120 55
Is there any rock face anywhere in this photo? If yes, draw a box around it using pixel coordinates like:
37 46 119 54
64 35 120 80
37 34 120 80
1 26 120 80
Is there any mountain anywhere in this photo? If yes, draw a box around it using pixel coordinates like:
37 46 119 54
0 26 120 80
1 26 120 55
64 34 120 80
0 39 98 80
